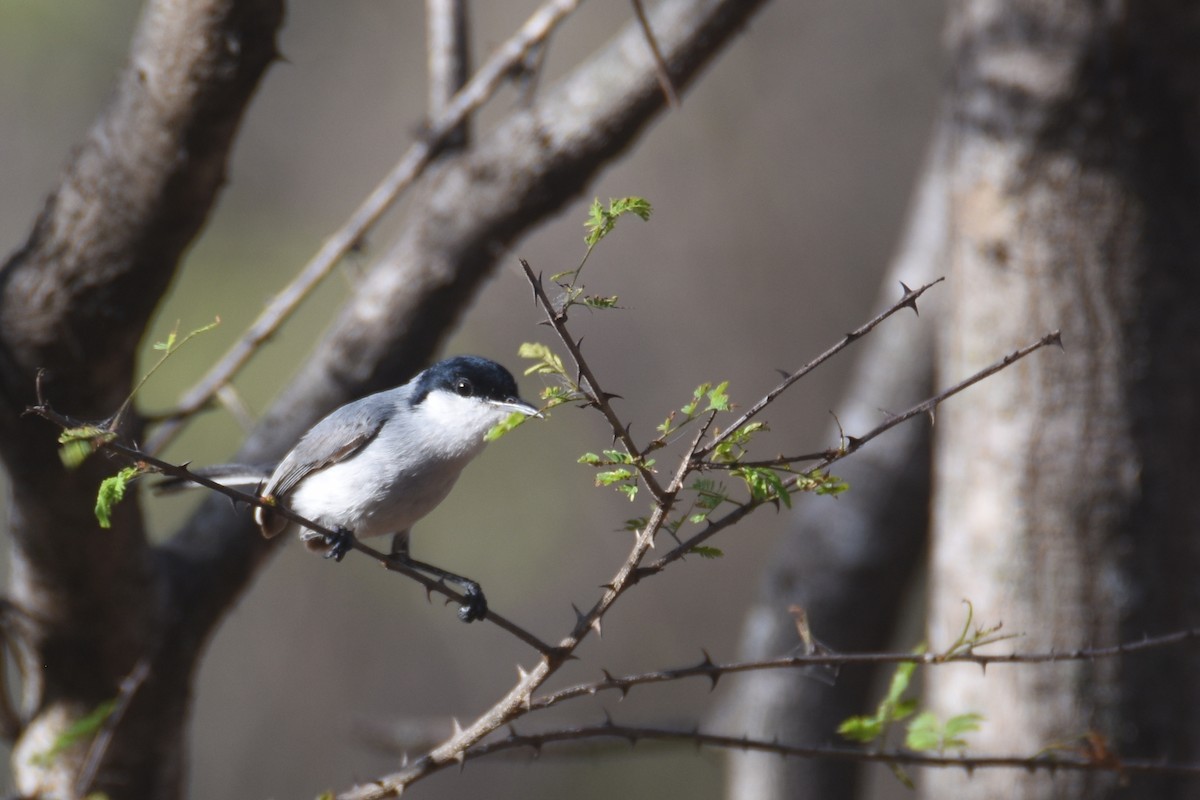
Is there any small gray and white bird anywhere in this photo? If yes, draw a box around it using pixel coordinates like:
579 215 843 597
172 355 540 622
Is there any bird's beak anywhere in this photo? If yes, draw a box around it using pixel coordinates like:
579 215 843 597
494 397 543 418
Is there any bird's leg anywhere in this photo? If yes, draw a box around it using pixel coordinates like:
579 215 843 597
386 537 487 622
322 526 356 562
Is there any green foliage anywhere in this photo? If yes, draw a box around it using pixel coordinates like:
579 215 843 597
580 450 652 501
837 657 920 744
838 604 994 788
583 196 652 247
519 342 584 411
731 466 792 508
484 411 533 442
654 382 738 447
709 422 766 464
935 599 1017 660
58 426 116 469
32 699 116 767
795 469 850 497
94 466 142 529
905 711 983 752
689 545 724 559
56 318 219 469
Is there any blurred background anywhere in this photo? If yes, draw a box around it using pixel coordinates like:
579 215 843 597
0 1 945 797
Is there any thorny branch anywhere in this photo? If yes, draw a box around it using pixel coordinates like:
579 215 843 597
527 627 1200 714
653 328 1063 570
469 722 1200 778
144 0 586 455
695 279 945 461
24 398 557 657
521 258 668 502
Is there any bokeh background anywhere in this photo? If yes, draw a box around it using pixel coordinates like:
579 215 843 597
0 2 945 797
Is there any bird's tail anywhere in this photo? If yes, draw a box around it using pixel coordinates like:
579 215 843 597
153 464 273 495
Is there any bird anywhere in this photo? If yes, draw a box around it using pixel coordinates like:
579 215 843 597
165 355 541 622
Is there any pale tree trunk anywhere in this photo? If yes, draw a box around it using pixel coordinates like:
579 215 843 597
926 2 1200 799
724 2 1200 799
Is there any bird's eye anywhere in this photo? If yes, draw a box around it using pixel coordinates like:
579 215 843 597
455 378 473 397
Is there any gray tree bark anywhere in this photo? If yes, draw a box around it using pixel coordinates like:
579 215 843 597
0 1 771 797
927 2 1200 798
725 2 1200 799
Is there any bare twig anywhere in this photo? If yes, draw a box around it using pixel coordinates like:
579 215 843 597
144 0 586 454
520 258 667 502
657 330 1063 568
630 0 680 107
695 278 945 461
425 0 471 151
527 626 1200 713
468 722 1200 778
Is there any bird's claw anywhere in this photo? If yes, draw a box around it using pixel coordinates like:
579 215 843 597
457 583 488 623
323 528 354 562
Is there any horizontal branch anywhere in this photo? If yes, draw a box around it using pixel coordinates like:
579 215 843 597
468 722 1200 778
528 626 1200 713
24 398 556 656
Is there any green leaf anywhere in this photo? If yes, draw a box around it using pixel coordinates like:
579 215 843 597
689 545 724 559
518 342 567 377
904 711 943 751
733 466 792 508
583 196 652 246
617 483 639 502
58 426 115 469
888 763 916 790
705 381 731 412
837 715 884 743
596 468 636 486
95 466 142 529
943 712 984 748
581 294 620 310
484 410 533 442
32 699 117 767
578 452 603 465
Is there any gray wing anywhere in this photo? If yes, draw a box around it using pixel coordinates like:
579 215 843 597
262 392 396 502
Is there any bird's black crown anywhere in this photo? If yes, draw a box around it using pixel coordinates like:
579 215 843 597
412 355 522 406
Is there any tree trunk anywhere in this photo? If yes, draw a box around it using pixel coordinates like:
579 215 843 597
926 2 1200 798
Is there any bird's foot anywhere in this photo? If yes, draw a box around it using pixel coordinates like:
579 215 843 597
323 527 355 562
457 582 488 623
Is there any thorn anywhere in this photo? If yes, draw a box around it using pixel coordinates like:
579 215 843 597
507 724 520 739
898 281 921 315
775 368 790 380
601 668 616 686
401 752 409 767
602 709 614 727
590 615 603 639
926 408 936 427
699 649 715 667
572 603 587 627
452 749 466 770
516 664 529 681
451 717 464 738
844 330 862 342
1048 330 1064 350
